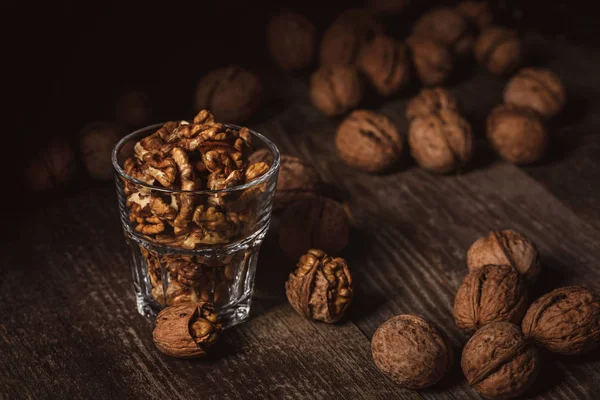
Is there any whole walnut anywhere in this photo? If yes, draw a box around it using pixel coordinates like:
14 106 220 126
408 109 473 173
335 109 403 173
79 122 124 181
456 1 493 31
371 314 452 389
504 68 566 119
279 197 349 260
412 7 474 57
475 27 523 75
487 104 547 164
24 137 76 191
310 65 363 116
454 264 528 334
153 303 221 358
462 322 540 400
285 249 353 323
267 12 316 71
406 87 459 121
113 89 151 127
194 65 262 124
357 35 411 97
407 36 453 86
467 229 541 283
274 154 321 211
522 286 600 355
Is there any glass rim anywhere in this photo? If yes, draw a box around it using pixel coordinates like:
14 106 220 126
111 122 280 194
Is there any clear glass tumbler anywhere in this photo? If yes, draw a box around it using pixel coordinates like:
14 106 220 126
112 123 280 328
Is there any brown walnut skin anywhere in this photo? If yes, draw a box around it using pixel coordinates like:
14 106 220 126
454 264 528 334
504 68 566 119
285 249 353 323
336 109 403 173
406 87 459 121
467 229 541 283
310 65 363 117
456 1 493 31
522 286 600 355
153 303 221 358
24 137 76 191
462 322 540 400
475 27 523 76
274 154 321 211
357 35 410 97
486 104 547 164
279 197 349 260
80 122 124 181
371 314 452 389
408 109 473 173
407 36 453 86
412 7 474 57
194 65 262 124
267 13 316 71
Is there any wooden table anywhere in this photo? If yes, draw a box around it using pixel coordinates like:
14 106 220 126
2 34 600 399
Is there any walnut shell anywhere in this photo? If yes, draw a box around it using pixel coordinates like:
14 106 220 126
357 35 411 97
274 154 321 211
462 322 540 400
412 7 474 56
504 68 566 119
80 122 124 181
405 87 459 121
475 27 523 75
454 264 528 334
408 109 473 173
194 65 262 124
24 137 76 191
407 36 453 86
113 89 151 127
153 303 221 358
522 286 600 355
486 104 547 164
467 229 541 283
456 1 494 31
335 109 403 173
267 12 316 71
285 249 353 323
279 197 349 259
310 65 363 116
371 314 452 389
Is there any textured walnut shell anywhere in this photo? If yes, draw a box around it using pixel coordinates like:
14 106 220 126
408 109 473 173
80 122 124 181
267 13 316 71
504 68 566 120
454 264 528 334
412 7 474 56
522 286 600 355
153 303 221 358
467 229 541 283
462 322 539 400
194 65 262 124
113 89 151 127
406 87 459 121
371 314 452 389
335 109 403 173
407 36 453 86
24 137 76 191
285 249 353 323
279 197 349 260
456 1 493 31
310 65 363 116
357 35 411 97
274 154 321 211
486 104 547 164
475 27 523 75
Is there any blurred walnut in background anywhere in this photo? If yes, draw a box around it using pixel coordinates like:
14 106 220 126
274 154 322 211
24 137 77 191
407 36 453 86
267 12 316 71
79 122 124 181
194 65 262 124
310 65 363 116
358 35 411 97
475 27 523 75
412 7 475 57
456 1 493 31
504 68 566 119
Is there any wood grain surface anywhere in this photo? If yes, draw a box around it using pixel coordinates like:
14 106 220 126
2 33 600 399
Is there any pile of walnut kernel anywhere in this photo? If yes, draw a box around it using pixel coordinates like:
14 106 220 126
122 109 270 249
